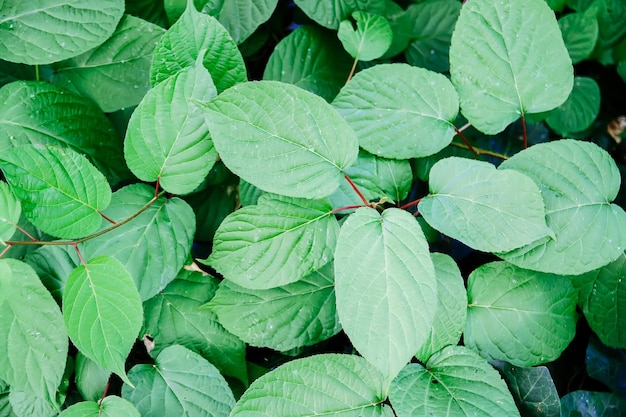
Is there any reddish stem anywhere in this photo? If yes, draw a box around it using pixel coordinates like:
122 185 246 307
0 245 12 258
344 174 369 206
521 112 528 149
73 243 86 266
100 212 117 225
399 198 422 210
454 126 478 155
331 204 366 214
14 224 37 241
346 58 358 84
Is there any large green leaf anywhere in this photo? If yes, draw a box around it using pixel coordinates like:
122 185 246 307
51 15 165 113
59 397 139 417
81 184 195 301
545 77 600 136
465 261 577 367
390 346 521 417
142 269 247 383
0 0 124 65
415 253 467 363
338 11 392 61
572 253 626 349
403 0 462 73
125 53 218 195
498 140 626 275
449 0 573 134
293 0 386 29
206 262 340 352
561 391 626 416
205 195 338 289
0 145 111 239
559 12 598 64
0 182 19 244
63 256 143 384
334 207 437 380
203 81 358 199
201 0 278 44
418 157 551 253
263 25 352 102
231 354 392 416
150 1 246 91
8 389 58 417
0 259 68 403
0 81 129 184
333 63 458 159
122 345 235 417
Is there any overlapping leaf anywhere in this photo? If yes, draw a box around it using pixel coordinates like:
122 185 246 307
561 391 626 416
558 12 599 64
465 261 578 366
338 11 392 61
122 345 235 417
0 0 124 65
63 256 142 385
334 208 437 380
418 157 551 253
201 0 278 44
0 182 20 244
203 81 358 199
125 53 218 195
333 64 458 159
545 77 600 136
499 140 626 275
59 397 139 417
0 144 111 239
586 335 626 397
0 259 68 403
74 353 109 402
449 0 573 134
25 245 80 303
293 0 386 29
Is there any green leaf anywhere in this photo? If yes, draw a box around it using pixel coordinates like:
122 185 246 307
560 391 626 417
206 195 338 289
0 0 124 65
81 184 195 301
59 397 140 417
390 346 520 417
572 253 626 349
545 77 600 136
0 81 129 184
201 0 278 44
293 0 387 29
206 262 340 352
122 345 235 417
239 180 264 207
63 255 143 385
619 61 626 83
338 11 392 61
24 245 80 303
334 207 437 380
403 0 462 73
184 182 238 242
0 380 13 417
449 0 573 134
150 2 246 91
333 64 458 159
8 390 57 417
263 25 352 102
0 182 19 244
142 269 247 384
586 335 626 398
415 253 467 363
51 15 165 113
465 261 577 367
203 81 358 199
498 140 626 275
125 53 218 195
74 353 110 402
329 150 412 210
491 361 561 417
558 12 599 64
127 0 169 27
418 157 551 253
0 144 111 239
0 259 68 403
231 354 392 416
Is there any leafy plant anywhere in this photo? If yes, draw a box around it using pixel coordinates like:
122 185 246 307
0 0 625 416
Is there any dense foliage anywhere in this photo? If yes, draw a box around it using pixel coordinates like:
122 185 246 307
1 0 626 416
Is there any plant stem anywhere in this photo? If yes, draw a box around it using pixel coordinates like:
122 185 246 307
35 65 40 82
399 198 421 210
73 243 86 266
449 141 509 160
344 173 369 206
14 224 37 241
346 57 358 84
521 112 528 149
453 125 478 155
331 204 366 214
0 245 12 258
100 212 117 225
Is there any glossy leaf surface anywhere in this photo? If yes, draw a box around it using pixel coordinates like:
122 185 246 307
559 12 599 64
560 391 626 416
338 11 392 61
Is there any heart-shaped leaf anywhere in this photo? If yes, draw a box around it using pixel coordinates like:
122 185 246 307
338 11 392 61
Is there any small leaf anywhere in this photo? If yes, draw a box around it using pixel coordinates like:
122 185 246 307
206 195 338 289
558 12 599 64
0 0 124 65
465 261 577 367
25 245 80 303
150 2 246 91
74 353 109 402
560 391 626 417
0 182 20 244
231 354 392 416
63 256 143 385
333 63 459 159
335 207 437 380
203 81 358 199
293 0 387 29
449 0 573 134
51 15 165 113
418 157 551 253
390 346 520 417
59 397 139 417
122 345 235 417
545 77 600 136
125 52 218 195
206 262 340 352
0 145 111 239
499 140 626 275
586 334 626 399
201 0 278 44
0 259 68 403
338 11 392 61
